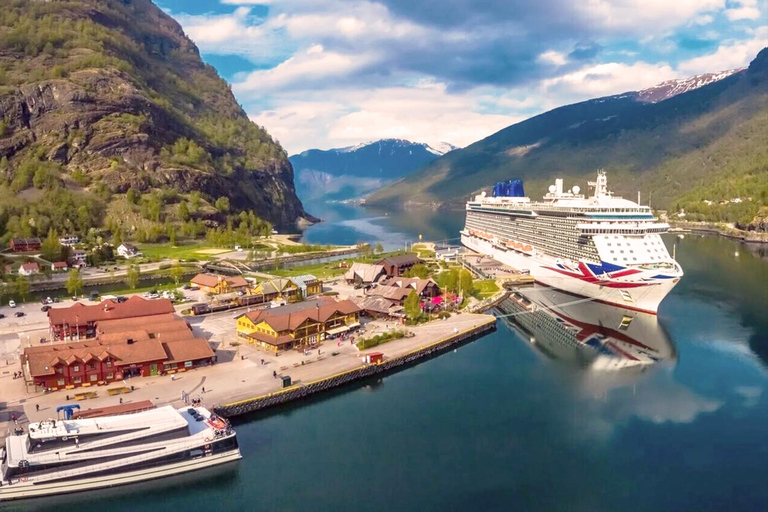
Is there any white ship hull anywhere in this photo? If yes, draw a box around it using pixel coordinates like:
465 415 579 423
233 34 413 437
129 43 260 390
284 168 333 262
0 449 241 502
462 234 679 314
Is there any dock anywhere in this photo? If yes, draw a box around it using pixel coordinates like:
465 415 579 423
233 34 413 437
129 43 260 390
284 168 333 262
214 315 496 418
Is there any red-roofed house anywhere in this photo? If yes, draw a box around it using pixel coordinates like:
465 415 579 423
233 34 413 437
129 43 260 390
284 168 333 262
51 261 69 272
48 296 175 340
19 261 41 276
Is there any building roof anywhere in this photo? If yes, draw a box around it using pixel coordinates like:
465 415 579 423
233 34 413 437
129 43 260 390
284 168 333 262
52 261 68 269
344 262 387 283
377 253 422 268
190 273 249 289
20 262 40 272
350 296 401 315
244 330 296 347
120 243 139 251
27 310 212 378
253 278 295 295
367 286 411 302
243 297 361 332
291 274 319 287
381 277 439 295
48 296 175 327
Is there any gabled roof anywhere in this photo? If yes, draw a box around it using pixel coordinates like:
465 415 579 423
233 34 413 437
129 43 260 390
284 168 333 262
48 296 175 327
52 261 68 268
244 297 361 332
191 273 248 289
20 262 40 272
381 277 439 295
377 253 422 267
344 263 387 283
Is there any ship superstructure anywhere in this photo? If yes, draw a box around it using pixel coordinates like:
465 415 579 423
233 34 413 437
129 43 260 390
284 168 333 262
0 405 241 502
461 171 683 313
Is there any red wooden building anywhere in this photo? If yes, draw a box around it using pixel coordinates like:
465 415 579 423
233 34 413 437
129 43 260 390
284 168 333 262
48 296 175 340
8 237 42 252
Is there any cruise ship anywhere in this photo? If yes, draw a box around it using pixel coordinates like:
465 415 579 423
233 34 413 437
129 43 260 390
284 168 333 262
461 171 683 313
0 405 241 502
497 287 676 385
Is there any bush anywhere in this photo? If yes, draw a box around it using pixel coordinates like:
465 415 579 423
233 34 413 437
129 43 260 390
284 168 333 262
355 329 407 350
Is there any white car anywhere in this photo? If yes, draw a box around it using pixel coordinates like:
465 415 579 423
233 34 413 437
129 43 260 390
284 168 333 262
9 300 16 308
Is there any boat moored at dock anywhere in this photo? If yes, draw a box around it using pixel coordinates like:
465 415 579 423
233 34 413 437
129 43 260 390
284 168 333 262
0 405 241 502
461 171 683 313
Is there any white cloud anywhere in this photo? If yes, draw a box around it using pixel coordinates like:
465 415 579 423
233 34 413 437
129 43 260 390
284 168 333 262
677 27 768 74
575 0 725 33
541 61 678 101
726 0 762 21
249 83 522 154
538 50 568 66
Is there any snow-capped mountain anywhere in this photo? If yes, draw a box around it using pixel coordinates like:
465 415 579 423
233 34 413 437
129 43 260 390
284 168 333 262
636 68 744 103
290 139 455 201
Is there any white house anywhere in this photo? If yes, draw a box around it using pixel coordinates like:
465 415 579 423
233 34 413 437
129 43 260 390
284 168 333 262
117 243 142 259
51 261 69 272
59 234 80 246
69 249 88 268
19 262 41 276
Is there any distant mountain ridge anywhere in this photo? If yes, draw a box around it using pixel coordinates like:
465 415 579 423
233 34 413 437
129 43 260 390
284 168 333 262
368 50 768 228
290 138 456 201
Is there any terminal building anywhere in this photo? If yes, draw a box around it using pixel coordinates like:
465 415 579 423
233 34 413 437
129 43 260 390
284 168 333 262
26 313 214 391
235 298 361 353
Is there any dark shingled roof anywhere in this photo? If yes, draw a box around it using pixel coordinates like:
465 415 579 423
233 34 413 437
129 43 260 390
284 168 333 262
377 253 422 267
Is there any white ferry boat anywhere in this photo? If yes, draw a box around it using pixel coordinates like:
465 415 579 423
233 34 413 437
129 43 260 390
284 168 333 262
461 171 683 313
0 405 241 502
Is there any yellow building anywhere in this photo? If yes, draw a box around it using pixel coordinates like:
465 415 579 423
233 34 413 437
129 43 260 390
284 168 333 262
248 278 299 302
235 298 361 353
190 273 249 295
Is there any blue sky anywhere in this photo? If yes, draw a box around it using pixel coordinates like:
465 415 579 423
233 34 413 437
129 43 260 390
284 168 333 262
157 0 767 154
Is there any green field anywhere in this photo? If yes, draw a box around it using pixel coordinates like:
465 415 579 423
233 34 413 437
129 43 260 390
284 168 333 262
472 279 500 298
138 242 220 261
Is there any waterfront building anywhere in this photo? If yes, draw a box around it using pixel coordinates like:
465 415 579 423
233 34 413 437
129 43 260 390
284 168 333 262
235 298 361 353
190 273 249 295
377 254 422 277
350 295 405 319
380 277 440 298
47 296 175 340
25 313 214 390
344 262 387 286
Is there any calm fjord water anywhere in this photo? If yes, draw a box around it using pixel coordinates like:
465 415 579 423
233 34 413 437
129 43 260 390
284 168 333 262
16 202 768 512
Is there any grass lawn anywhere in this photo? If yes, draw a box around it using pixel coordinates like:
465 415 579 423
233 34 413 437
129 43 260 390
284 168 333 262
472 279 500 298
138 242 218 261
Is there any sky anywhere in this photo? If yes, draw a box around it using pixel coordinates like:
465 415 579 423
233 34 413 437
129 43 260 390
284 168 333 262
156 0 768 155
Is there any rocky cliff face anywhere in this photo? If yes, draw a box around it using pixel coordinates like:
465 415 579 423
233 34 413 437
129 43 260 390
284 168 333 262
0 0 312 233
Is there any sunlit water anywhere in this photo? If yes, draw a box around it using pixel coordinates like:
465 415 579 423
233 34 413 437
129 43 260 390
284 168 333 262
10 202 767 512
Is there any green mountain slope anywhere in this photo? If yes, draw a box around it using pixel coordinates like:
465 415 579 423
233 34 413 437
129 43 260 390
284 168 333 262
369 49 768 227
0 0 312 244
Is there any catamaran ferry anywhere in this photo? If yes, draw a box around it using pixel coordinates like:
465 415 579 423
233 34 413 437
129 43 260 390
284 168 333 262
461 171 683 313
0 405 241 502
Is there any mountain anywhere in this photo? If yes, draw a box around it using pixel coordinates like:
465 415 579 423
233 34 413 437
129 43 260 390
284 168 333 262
289 139 456 201
0 0 312 243
634 69 743 103
369 50 768 228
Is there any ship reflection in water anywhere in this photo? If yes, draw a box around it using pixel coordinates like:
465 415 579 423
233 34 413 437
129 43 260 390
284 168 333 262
496 287 676 393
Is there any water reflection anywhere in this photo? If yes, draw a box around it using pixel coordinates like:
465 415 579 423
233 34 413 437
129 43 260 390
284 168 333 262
497 287 676 393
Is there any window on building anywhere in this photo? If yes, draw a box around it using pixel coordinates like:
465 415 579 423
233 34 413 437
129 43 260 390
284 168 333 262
73 365 80 372
106 360 112 367
73 377 82 384
107 372 114 380
89 363 96 370
57 379 65 386
89 374 97 382
56 367 63 374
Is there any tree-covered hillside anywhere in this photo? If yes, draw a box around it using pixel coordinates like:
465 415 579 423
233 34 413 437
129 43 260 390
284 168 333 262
0 0 311 245
369 48 768 228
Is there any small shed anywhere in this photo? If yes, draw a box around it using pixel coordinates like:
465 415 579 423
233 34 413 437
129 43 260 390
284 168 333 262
280 375 292 388
363 352 384 364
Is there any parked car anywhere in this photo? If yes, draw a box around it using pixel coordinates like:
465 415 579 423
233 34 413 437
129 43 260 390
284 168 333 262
41 305 51 312
182 284 191 290
8 300 16 308
14 312 24 317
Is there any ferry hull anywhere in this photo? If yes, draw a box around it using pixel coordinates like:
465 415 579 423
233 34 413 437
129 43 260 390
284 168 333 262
0 449 241 502
462 234 678 314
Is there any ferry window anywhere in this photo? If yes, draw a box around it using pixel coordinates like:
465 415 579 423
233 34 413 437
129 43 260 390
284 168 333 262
610 250 615 253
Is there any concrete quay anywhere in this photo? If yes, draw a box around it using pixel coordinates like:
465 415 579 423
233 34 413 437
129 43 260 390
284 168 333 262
1 313 496 433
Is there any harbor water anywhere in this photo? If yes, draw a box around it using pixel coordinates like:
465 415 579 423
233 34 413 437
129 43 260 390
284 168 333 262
10 201 768 512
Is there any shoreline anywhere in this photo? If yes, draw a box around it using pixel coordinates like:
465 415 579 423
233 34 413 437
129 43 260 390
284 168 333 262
668 222 768 244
